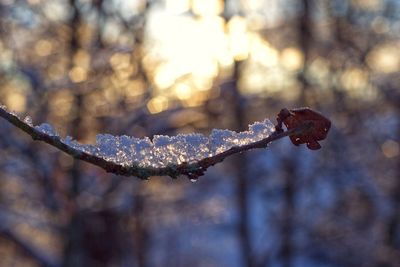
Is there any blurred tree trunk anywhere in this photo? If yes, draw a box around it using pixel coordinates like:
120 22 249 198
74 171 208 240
278 159 297 267
277 1 312 266
231 61 255 267
132 189 149 267
62 0 85 266
298 0 312 106
221 1 255 265
384 89 400 265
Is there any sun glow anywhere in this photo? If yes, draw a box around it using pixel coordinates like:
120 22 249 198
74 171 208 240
143 1 294 103
144 8 231 106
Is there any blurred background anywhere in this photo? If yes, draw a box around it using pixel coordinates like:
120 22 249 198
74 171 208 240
0 0 399 266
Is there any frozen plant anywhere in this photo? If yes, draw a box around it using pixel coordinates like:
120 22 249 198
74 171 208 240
0 105 330 180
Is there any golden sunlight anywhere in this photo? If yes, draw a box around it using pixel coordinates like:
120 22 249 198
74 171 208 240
340 67 369 92
143 2 299 101
249 34 278 67
69 66 87 83
174 83 192 100
110 53 131 71
34 39 53 57
74 49 90 69
280 47 304 71
228 16 250 61
49 90 74 118
147 96 169 114
192 0 223 17
4 91 26 113
165 0 190 14
366 43 400 73
145 9 229 104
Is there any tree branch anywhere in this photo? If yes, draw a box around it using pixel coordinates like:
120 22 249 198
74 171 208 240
0 105 312 180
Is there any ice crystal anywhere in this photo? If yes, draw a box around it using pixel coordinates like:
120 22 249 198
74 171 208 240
209 129 238 154
63 135 97 154
23 116 33 126
29 117 275 168
208 119 275 155
93 134 156 167
152 134 210 167
35 123 58 137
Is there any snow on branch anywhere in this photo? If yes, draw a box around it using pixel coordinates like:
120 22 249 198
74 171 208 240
0 105 327 181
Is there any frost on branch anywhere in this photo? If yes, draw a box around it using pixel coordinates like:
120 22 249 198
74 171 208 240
35 123 58 136
0 104 328 180
62 119 275 168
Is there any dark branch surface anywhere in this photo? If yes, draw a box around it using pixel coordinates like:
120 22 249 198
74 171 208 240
0 105 313 180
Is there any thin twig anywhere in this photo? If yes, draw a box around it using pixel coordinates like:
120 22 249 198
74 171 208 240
0 106 311 180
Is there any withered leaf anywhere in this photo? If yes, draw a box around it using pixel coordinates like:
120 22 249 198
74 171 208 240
277 107 331 150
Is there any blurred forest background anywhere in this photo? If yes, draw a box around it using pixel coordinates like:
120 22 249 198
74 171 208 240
0 0 399 266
